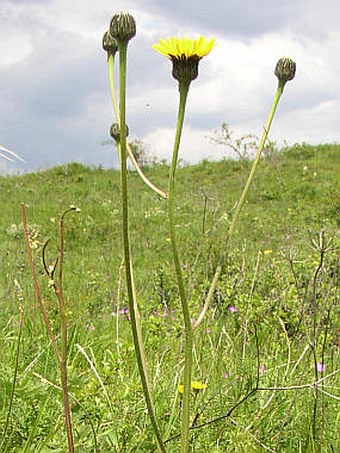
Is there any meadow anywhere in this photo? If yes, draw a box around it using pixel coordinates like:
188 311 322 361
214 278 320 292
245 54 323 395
0 143 339 452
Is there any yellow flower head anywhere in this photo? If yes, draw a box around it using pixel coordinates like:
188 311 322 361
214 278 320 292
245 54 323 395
178 380 207 394
191 381 207 392
153 36 215 60
263 249 273 255
153 36 215 84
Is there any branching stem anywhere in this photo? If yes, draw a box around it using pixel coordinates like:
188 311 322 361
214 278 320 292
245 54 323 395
108 53 167 199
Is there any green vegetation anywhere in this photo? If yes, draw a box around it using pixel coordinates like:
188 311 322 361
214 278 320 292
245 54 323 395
0 143 339 451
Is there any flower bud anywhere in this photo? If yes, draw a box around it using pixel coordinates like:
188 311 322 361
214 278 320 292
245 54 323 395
275 57 296 86
110 123 129 143
110 12 136 43
102 30 118 55
172 56 200 84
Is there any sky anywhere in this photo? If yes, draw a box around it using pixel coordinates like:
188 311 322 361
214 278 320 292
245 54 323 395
0 0 339 174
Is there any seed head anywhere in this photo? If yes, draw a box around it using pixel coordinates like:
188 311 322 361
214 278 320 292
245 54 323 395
110 12 136 43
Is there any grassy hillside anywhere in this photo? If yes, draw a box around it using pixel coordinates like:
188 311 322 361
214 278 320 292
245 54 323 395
0 143 339 451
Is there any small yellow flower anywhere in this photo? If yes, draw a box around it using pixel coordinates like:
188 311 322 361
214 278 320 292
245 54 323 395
191 381 207 392
178 380 207 394
178 384 184 394
153 36 215 84
263 249 273 255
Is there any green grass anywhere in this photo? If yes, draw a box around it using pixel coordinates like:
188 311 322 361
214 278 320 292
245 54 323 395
0 143 339 451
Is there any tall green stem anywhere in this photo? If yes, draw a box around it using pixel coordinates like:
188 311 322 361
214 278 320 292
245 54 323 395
108 53 167 199
117 41 166 453
194 82 285 329
227 83 284 239
168 81 193 452
107 54 120 121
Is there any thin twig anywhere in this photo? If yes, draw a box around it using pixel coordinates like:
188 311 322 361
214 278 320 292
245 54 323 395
21 203 61 362
164 370 339 445
38 207 77 452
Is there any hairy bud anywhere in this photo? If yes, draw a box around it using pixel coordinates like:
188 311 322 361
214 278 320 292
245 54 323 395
102 30 118 55
110 12 136 43
275 57 296 87
110 123 129 143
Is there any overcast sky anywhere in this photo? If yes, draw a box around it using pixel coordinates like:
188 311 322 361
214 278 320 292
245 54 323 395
0 0 339 174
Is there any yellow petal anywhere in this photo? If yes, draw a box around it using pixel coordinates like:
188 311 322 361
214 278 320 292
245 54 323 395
153 36 215 60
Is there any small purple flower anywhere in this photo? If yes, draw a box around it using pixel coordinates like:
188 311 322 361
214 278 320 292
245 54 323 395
85 323 95 331
259 364 266 374
205 328 211 334
316 363 326 373
222 372 230 379
228 306 237 313
118 308 129 315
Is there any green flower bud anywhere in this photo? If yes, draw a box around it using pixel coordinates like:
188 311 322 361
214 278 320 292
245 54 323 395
110 12 136 43
102 30 118 55
275 57 296 86
110 123 129 143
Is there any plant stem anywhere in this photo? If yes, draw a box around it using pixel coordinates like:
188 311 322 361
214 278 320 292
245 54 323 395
1 301 24 450
167 81 193 453
228 84 284 239
55 209 74 452
194 82 285 329
107 54 120 121
22 203 74 451
117 41 166 453
108 53 167 199
55 287 74 453
21 203 61 362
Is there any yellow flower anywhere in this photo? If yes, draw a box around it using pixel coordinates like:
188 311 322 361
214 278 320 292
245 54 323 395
263 249 273 255
153 36 215 59
178 380 207 394
178 384 184 394
191 381 207 392
153 36 215 84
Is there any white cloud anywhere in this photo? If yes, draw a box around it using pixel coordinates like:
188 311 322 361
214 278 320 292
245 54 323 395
144 125 228 164
142 24 340 157
0 0 339 174
0 32 33 67
272 99 340 145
